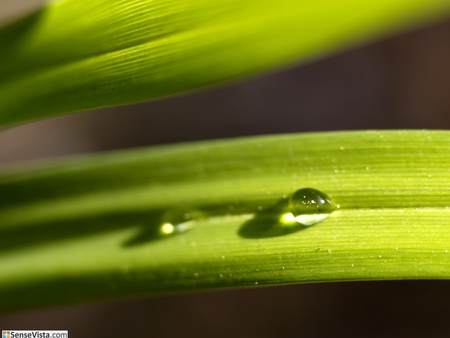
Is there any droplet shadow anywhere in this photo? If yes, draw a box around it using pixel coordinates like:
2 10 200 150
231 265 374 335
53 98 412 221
0 210 167 255
238 198 310 238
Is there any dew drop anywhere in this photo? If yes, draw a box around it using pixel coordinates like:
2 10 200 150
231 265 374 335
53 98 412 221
286 188 338 226
159 208 201 236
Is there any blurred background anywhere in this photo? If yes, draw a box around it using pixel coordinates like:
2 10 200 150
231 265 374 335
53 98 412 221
1 1 450 337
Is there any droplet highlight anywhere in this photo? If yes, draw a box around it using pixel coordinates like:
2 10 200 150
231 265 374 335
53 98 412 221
287 188 337 226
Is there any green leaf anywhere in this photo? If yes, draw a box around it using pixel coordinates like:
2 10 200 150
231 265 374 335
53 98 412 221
0 0 450 127
1 130 450 312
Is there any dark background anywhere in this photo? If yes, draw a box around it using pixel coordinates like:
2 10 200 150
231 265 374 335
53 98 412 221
1 2 450 337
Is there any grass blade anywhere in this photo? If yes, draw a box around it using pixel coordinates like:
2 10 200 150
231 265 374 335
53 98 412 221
1 130 450 312
0 0 450 127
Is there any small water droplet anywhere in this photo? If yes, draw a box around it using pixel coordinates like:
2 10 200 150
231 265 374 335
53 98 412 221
159 208 201 236
286 188 338 226
255 281 259 285
257 205 264 211
219 274 224 279
221 255 226 260
327 249 332 254
193 273 199 278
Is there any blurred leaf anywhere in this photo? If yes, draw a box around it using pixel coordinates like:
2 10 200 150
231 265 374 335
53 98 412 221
0 0 449 127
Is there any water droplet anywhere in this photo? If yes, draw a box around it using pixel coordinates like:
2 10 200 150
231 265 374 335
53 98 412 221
286 188 338 226
159 208 201 236
255 281 259 285
219 274 224 279
124 208 201 247
221 255 226 260
193 273 199 278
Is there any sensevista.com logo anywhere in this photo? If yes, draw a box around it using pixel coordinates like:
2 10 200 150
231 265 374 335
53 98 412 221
2 331 68 338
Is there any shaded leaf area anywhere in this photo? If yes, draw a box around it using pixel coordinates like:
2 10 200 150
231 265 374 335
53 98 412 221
1 0 450 127
1 131 450 312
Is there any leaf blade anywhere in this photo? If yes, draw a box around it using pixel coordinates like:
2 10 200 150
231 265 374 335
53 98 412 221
1 130 450 312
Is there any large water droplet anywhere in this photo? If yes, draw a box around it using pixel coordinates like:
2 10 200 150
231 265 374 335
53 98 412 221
286 188 337 226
